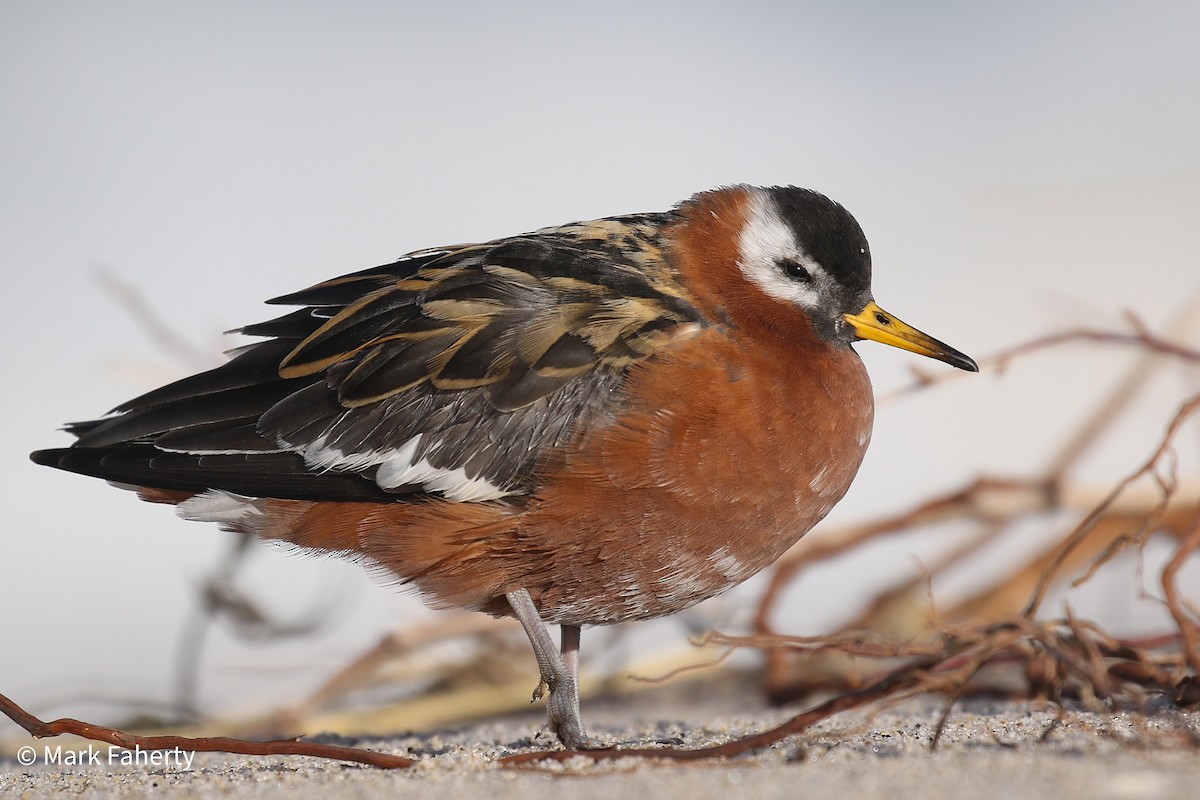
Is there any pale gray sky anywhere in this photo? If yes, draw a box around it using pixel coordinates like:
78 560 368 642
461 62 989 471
2 2 1198 731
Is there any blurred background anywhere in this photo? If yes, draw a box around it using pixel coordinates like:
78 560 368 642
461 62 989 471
2 1 1197 738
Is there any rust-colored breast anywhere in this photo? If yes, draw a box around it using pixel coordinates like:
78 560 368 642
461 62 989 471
502 188 875 623
515 322 873 624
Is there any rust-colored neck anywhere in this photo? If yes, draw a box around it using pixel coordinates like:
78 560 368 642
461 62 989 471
667 186 825 348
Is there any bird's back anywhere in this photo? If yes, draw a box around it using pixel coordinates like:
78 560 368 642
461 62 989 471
32 213 704 509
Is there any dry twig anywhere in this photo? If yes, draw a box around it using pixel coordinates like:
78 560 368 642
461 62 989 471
0 692 413 770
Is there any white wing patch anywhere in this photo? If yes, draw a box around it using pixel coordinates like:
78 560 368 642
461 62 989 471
300 432 406 473
374 434 509 501
301 432 510 502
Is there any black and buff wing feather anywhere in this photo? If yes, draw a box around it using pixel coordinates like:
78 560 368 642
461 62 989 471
31 214 703 502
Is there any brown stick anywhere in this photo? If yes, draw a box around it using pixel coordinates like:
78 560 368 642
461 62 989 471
1162 512 1200 676
1022 394 1200 617
0 692 414 770
498 656 938 766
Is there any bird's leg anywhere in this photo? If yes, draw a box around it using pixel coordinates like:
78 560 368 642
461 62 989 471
506 589 604 750
560 623 582 701
558 623 586 738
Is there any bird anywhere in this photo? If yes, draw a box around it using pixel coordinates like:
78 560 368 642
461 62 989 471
32 184 977 749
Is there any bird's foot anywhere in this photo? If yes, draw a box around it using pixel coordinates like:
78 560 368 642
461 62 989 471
506 589 610 750
544 678 609 750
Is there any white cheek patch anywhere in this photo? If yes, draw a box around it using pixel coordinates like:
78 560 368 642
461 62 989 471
736 189 822 309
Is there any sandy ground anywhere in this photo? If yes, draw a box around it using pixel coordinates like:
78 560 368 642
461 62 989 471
3 684 1198 800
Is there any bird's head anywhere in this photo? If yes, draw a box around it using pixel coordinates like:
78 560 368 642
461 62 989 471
710 185 977 372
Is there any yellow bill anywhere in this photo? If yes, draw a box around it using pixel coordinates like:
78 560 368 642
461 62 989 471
844 301 978 372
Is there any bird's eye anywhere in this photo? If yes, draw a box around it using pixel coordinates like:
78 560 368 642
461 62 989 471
778 259 811 282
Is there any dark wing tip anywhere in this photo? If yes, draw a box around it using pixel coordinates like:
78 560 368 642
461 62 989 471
30 448 66 468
